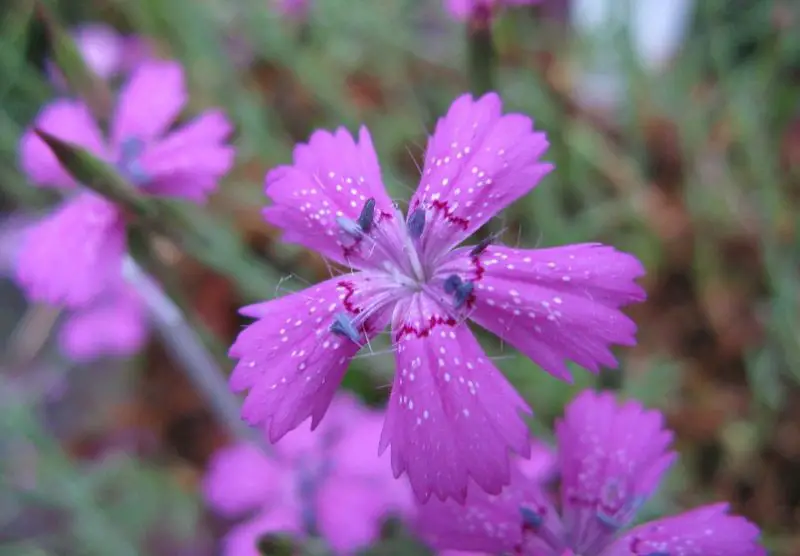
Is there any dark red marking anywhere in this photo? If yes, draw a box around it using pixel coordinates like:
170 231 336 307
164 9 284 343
339 210 393 259
394 314 457 342
431 199 469 230
337 280 362 315
460 249 488 309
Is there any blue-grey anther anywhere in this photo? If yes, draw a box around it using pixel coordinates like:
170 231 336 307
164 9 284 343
407 207 426 238
519 506 543 528
596 491 643 531
357 198 376 233
330 312 361 344
443 274 463 294
117 137 149 186
454 281 474 309
336 216 364 238
470 236 493 256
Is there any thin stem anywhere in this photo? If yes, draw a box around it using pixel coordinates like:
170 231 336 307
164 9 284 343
121 255 268 452
467 10 496 97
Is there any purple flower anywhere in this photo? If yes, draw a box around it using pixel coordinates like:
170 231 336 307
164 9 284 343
59 281 148 361
229 92 645 503
47 24 153 87
203 395 412 555
0 216 147 361
417 390 765 555
15 60 235 307
445 0 542 21
272 0 311 18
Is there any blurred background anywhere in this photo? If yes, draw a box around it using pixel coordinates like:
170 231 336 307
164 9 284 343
1 0 799 554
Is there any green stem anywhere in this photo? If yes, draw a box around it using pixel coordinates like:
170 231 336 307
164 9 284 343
467 16 496 97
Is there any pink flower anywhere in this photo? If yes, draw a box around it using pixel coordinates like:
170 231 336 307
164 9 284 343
59 281 148 361
203 395 412 556
417 390 765 555
445 0 542 21
272 0 310 18
15 60 235 307
230 92 645 503
47 24 153 87
1 215 148 361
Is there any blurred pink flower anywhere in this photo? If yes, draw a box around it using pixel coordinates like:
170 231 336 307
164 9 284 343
229 92 645 504
48 24 153 87
1 216 148 361
204 394 412 555
272 0 311 18
445 0 542 21
58 281 148 361
418 390 765 556
15 60 235 308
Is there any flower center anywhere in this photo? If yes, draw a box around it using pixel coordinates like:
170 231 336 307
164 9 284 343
335 198 430 287
116 137 149 186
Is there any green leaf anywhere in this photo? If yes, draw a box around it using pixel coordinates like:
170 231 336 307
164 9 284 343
33 129 154 217
32 130 279 302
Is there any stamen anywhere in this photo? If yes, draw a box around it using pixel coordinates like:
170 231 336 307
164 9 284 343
296 467 318 533
330 313 362 345
336 216 364 239
518 504 566 554
519 506 543 528
357 197 376 233
470 237 493 257
443 274 463 294
119 136 144 161
453 281 474 309
596 494 644 531
117 137 149 186
469 230 503 256
407 207 426 239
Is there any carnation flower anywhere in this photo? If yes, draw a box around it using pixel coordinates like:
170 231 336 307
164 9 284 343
445 0 543 22
16 60 235 307
230 92 645 503
47 24 153 88
204 394 412 555
58 280 147 361
417 390 765 556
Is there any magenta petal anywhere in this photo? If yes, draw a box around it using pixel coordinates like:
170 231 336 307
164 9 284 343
221 511 302 556
272 0 310 17
444 0 543 20
59 283 147 361
263 126 395 267
203 443 284 518
461 243 645 380
604 503 765 556
380 295 531 503
229 278 368 442
15 194 126 307
110 60 186 147
409 93 553 257
556 390 676 553
140 109 235 202
416 464 557 554
444 0 475 19
19 100 107 188
73 24 126 80
316 478 393 554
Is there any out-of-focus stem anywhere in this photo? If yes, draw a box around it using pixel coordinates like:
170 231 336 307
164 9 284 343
5 304 61 367
122 255 268 451
466 8 496 97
